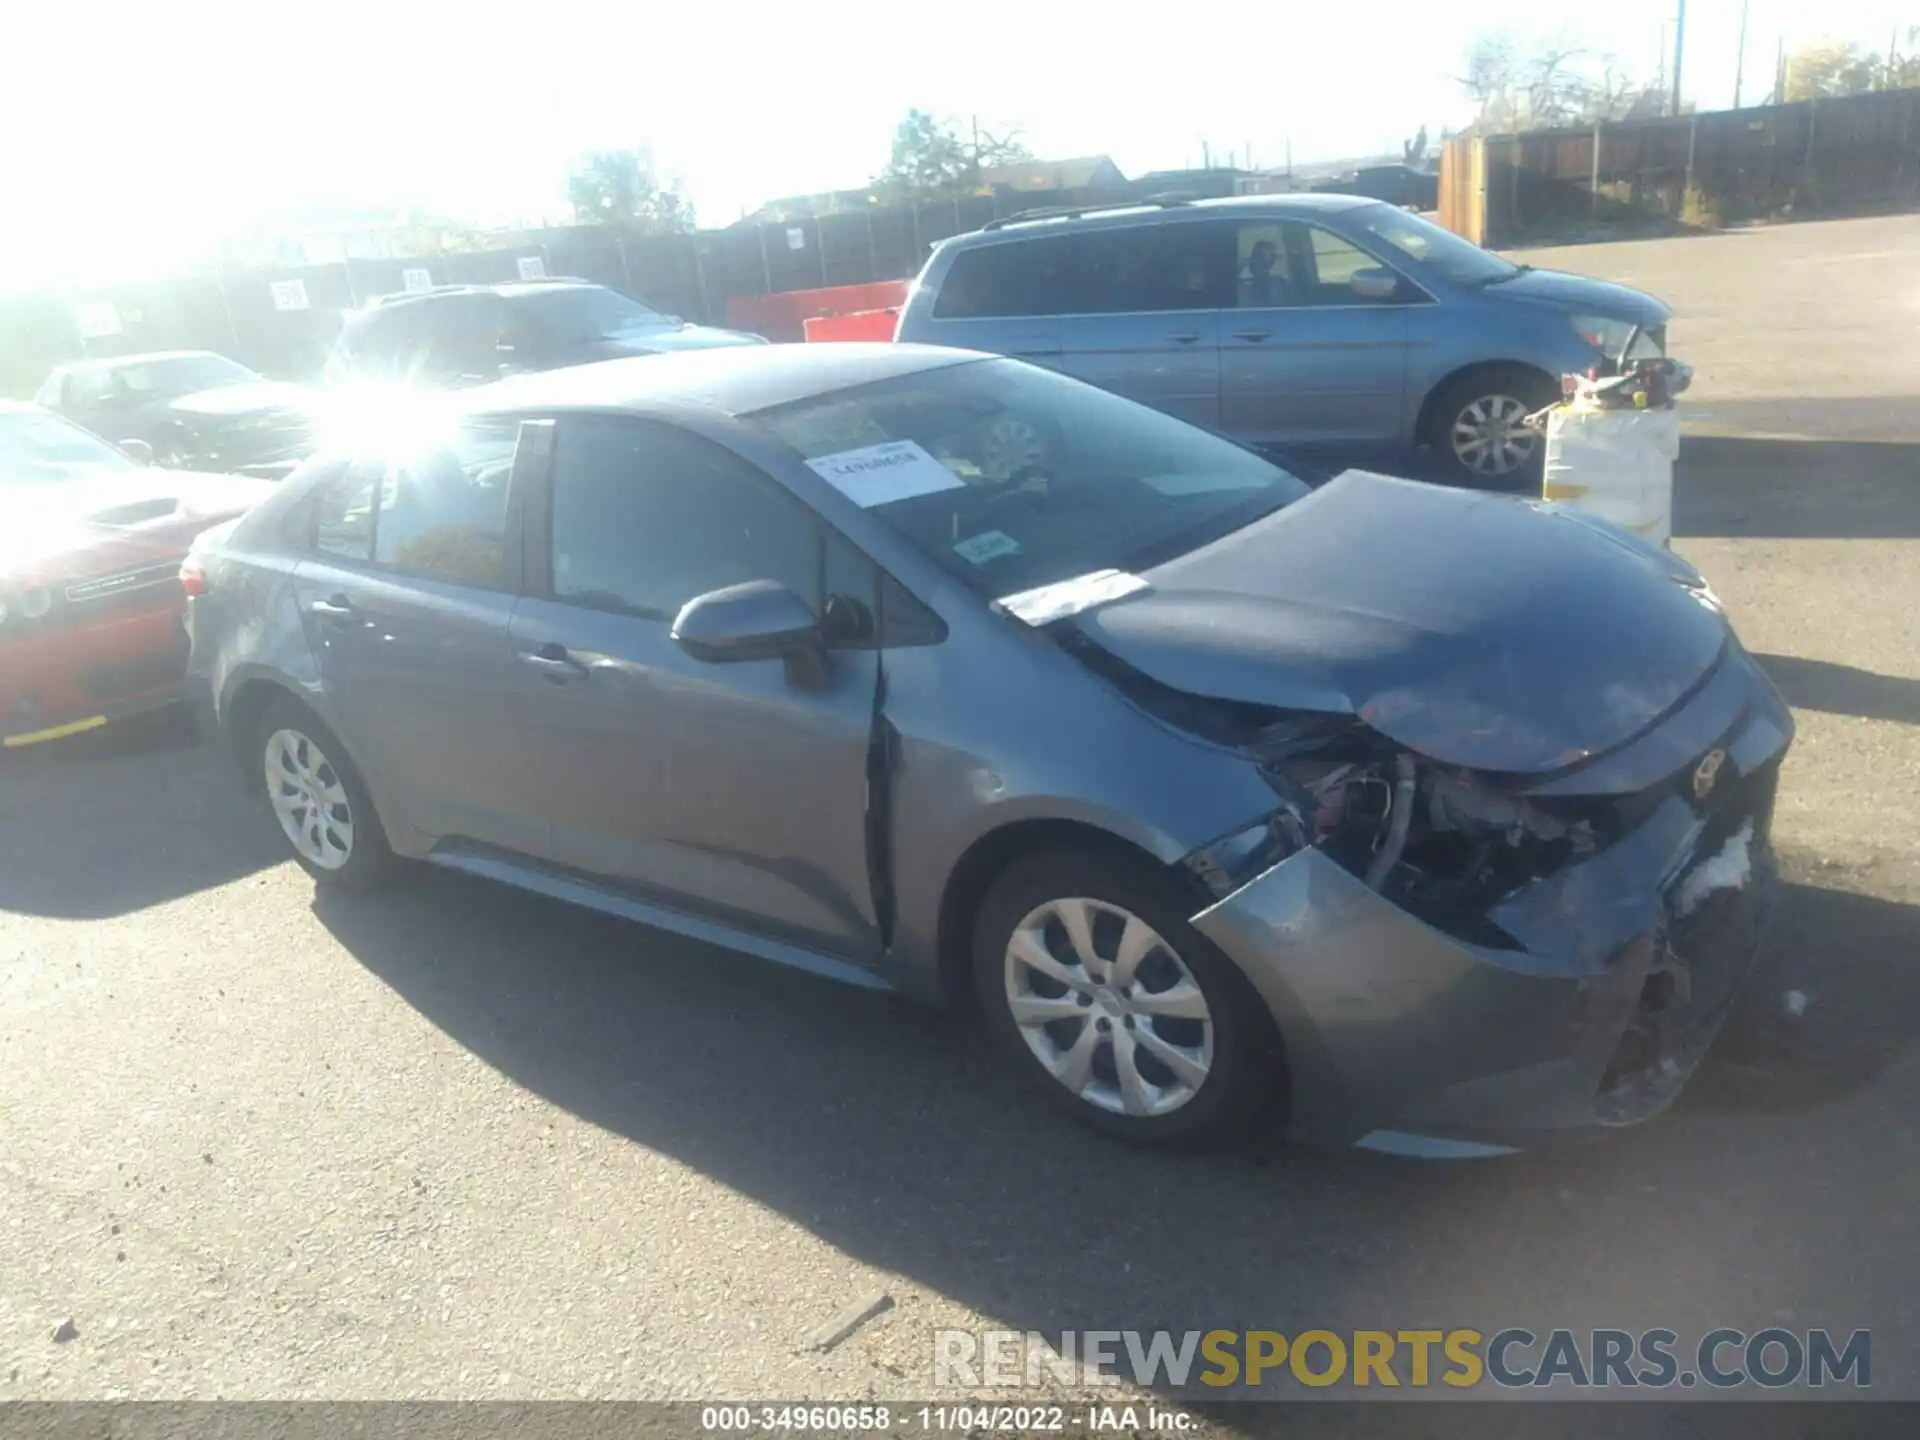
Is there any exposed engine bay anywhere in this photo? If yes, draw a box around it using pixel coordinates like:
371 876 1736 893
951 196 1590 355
1186 711 1607 947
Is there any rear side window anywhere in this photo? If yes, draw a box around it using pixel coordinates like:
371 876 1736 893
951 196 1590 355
313 466 380 561
1071 224 1235 314
371 421 519 586
307 421 519 587
932 236 1078 319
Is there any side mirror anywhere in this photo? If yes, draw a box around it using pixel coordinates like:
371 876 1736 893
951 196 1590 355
672 579 826 687
118 438 155 465
1349 268 1400 302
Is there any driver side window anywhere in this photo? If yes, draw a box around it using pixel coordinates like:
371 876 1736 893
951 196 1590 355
548 417 822 622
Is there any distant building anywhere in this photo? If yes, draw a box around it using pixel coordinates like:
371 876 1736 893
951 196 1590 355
977 155 1128 193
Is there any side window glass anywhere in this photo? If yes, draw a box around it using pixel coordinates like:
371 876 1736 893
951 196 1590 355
370 420 518 586
1074 226 1232 314
1234 223 1299 308
933 236 1076 320
550 418 821 621
1305 224 1382 291
313 464 381 562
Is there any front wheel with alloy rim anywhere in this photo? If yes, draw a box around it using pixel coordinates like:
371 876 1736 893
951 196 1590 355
1426 368 1558 486
255 698 393 889
972 849 1283 1145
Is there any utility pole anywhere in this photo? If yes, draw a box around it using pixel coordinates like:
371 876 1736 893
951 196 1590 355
1732 0 1749 107
1671 0 1688 116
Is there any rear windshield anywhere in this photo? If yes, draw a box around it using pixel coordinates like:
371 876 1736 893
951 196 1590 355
754 358 1309 598
515 286 671 340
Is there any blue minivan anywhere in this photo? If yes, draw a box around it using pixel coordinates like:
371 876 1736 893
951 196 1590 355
894 195 1672 482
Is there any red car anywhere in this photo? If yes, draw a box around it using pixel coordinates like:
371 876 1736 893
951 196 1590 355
1 402 271 749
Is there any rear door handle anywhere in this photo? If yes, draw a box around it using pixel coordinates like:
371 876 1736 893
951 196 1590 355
519 642 589 683
1166 332 1203 345
1231 329 1272 342
307 594 355 623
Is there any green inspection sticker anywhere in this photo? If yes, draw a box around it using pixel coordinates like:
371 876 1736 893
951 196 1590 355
953 530 1021 565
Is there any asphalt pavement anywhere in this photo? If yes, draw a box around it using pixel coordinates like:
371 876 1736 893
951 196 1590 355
1 216 1916 1412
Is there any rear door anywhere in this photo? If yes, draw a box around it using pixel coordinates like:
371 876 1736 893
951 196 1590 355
1219 218 1411 450
508 414 883 962
1056 222 1230 429
293 416 549 855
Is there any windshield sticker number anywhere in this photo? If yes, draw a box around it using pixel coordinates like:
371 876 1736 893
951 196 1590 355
953 530 1021 565
806 440 967 508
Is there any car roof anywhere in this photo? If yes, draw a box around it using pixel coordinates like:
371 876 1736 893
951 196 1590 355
949 191 1380 246
465 343 981 420
50 350 231 375
355 279 602 313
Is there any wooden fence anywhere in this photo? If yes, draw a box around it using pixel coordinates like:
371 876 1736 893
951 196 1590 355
1440 86 1920 248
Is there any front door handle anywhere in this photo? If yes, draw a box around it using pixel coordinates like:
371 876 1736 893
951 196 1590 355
1166 332 1203 344
307 594 356 623
519 642 589 684
1231 329 1272 342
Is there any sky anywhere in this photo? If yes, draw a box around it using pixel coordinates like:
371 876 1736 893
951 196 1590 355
3 0 1913 292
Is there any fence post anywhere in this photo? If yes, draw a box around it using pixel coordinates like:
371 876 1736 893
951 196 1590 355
693 245 712 324
756 224 773 294
1684 113 1698 218
864 209 878 282
1590 126 1602 217
617 235 635 291
909 203 922 261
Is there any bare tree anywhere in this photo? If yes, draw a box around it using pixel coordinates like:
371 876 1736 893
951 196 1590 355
1460 30 1643 132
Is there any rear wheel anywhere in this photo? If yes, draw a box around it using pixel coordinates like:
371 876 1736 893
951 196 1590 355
1425 367 1558 486
255 698 394 890
972 848 1283 1146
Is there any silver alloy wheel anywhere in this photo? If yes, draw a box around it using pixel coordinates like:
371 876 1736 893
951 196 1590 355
1003 897 1215 1117
1450 393 1538 475
264 728 355 871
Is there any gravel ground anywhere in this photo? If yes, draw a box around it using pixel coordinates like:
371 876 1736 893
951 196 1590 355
1 216 1916 1414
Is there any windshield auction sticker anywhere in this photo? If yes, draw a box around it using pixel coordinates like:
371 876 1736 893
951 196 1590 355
806 440 966 508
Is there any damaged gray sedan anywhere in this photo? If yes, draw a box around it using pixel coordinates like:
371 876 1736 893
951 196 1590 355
187 344 1791 1154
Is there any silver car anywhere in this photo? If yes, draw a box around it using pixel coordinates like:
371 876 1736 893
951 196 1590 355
187 344 1787 1154
894 195 1673 483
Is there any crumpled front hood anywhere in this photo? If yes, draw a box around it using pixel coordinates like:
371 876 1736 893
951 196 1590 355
1071 472 1728 775
168 380 316 419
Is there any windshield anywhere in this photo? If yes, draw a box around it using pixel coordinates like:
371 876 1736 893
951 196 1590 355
113 354 259 398
1352 203 1521 286
0 409 138 486
518 286 671 340
756 359 1310 598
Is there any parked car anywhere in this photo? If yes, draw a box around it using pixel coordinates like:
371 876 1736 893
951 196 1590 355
325 279 768 389
893 195 1672 483
37 351 317 479
0 402 270 749
1310 164 1440 211
187 345 1787 1153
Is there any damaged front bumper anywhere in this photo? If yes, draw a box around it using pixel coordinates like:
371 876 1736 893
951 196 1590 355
1191 678 1790 1154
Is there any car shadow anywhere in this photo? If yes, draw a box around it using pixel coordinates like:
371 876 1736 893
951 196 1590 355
0 712 282 919
311 861 1917 1393
1676 432 1920 540
1751 653 1920 725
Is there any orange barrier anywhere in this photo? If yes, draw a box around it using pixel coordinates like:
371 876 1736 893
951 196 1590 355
727 280 910 342
803 308 900 343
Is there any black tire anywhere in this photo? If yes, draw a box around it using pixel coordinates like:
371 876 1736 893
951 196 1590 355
253 696 395 891
1423 366 1559 488
971 847 1284 1147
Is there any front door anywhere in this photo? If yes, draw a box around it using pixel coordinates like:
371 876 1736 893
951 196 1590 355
292 418 547 855
1219 218 1409 450
510 413 881 962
